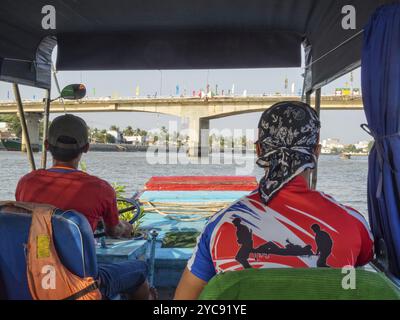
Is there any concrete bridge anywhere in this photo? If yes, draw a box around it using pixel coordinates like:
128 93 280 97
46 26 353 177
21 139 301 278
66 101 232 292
0 95 363 156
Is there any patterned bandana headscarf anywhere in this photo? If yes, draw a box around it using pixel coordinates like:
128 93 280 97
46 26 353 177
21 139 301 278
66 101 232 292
256 101 321 204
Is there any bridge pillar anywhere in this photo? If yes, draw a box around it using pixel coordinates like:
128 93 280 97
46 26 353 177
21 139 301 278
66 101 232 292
21 112 42 152
187 117 209 157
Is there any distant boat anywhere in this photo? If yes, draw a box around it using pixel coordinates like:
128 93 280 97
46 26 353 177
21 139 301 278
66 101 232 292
340 153 352 160
340 152 369 160
1 137 22 151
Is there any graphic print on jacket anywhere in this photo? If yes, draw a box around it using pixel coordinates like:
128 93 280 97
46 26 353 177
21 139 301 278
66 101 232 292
187 176 374 281
232 216 332 269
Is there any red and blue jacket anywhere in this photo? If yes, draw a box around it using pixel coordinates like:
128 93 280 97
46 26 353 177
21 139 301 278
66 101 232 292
188 175 374 282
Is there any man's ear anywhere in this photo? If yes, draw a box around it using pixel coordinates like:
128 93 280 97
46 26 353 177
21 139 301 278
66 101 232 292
83 143 90 153
315 144 322 159
255 142 262 157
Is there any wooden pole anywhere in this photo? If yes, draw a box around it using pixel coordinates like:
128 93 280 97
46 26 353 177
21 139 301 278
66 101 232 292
305 91 311 105
13 83 36 171
311 88 321 190
41 89 51 168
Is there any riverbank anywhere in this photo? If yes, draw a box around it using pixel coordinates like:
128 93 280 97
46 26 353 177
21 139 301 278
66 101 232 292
0 142 257 153
0 141 368 159
90 143 148 152
0 141 149 152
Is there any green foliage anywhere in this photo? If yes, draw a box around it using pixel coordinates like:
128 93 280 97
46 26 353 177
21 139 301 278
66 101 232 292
105 133 116 143
330 147 341 155
80 160 87 172
121 126 148 137
90 126 148 145
120 206 146 237
109 125 119 132
0 114 49 140
240 135 247 147
220 137 225 147
162 231 201 248
342 144 358 153
89 128 107 143
123 126 135 136
112 183 126 198
0 114 22 137
38 119 50 140
112 182 146 237
89 128 116 143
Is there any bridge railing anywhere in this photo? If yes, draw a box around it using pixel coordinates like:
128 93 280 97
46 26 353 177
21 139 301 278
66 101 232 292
0 93 362 104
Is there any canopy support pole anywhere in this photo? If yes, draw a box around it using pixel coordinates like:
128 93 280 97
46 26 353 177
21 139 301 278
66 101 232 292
12 83 36 171
41 89 51 168
311 88 321 190
52 63 62 96
305 91 311 105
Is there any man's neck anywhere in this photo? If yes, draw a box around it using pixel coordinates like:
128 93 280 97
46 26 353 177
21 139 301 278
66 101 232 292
52 160 79 170
299 169 311 180
299 170 312 188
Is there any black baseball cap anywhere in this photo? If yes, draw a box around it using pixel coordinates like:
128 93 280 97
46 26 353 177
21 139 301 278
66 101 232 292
48 114 89 150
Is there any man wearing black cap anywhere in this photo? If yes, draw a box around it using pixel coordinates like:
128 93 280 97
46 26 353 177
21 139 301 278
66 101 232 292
15 114 154 299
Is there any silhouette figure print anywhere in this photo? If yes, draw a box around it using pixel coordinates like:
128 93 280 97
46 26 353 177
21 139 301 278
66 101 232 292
232 218 315 269
311 224 333 267
232 218 253 269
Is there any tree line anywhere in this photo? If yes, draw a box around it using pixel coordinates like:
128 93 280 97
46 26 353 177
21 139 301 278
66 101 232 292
90 125 149 144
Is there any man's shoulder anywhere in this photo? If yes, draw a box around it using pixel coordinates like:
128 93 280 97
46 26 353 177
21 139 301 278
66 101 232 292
313 190 359 213
16 170 48 198
79 172 115 193
204 191 261 231
224 190 265 214
18 169 46 183
312 189 370 226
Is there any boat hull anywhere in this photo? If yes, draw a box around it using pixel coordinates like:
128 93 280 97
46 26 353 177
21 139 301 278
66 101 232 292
1 139 21 151
0 139 41 152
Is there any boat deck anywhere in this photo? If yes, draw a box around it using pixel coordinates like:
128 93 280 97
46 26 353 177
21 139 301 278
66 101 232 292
140 190 250 237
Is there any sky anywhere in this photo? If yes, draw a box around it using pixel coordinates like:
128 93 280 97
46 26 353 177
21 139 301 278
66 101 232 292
0 49 371 145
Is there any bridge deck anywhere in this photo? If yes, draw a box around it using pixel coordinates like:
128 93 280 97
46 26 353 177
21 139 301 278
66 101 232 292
0 95 363 114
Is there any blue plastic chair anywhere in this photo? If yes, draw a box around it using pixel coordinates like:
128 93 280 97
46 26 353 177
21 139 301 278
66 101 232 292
0 204 98 300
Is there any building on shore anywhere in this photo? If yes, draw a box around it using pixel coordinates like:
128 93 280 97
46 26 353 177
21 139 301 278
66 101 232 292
321 138 345 154
0 122 10 134
0 122 16 139
321 138 372 155
354 140 371 153
107 130 124 144
124 135 145 145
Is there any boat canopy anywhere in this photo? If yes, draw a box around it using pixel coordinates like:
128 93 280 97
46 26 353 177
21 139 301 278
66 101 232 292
0 0 389 91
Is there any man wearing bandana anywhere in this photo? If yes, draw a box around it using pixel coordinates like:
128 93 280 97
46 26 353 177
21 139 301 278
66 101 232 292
175 101 374 300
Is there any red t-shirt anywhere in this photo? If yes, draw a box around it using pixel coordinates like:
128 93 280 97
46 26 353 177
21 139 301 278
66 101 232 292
15 167 119 231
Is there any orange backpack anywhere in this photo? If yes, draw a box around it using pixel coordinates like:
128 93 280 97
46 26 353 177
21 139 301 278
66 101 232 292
1 201 101 300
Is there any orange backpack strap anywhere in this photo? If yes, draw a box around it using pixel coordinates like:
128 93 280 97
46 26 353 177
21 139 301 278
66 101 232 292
1 201 101 300
0 201 46 214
